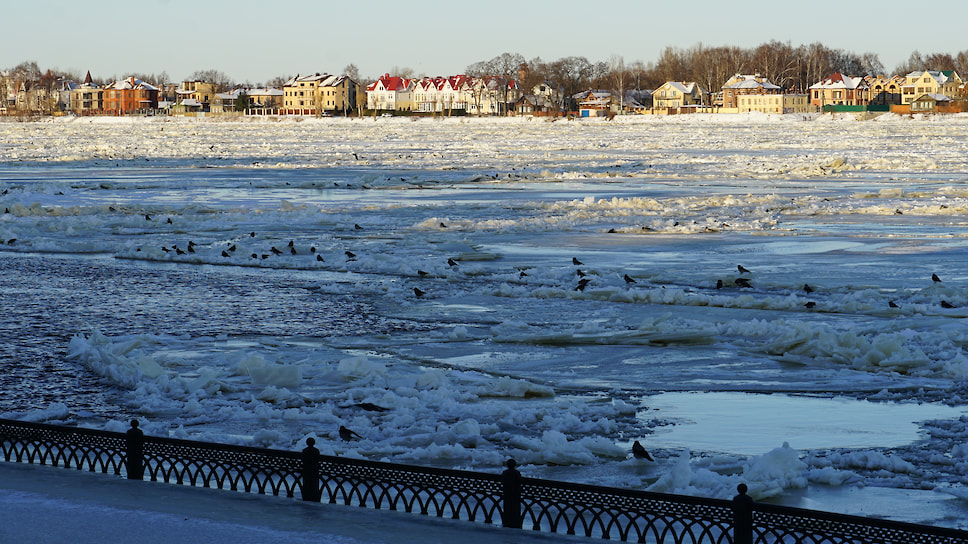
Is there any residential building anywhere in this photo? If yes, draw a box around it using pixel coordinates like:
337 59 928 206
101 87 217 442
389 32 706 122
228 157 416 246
737 93 811 114
574 90 615 117
721 74 782 109
69 72 102 115
809 73 868 108
866 75 903 105
366 74 414 111
652 81 707 110
212 87 284 113
910 93 952 113
102 77 160 115
464 76 516 116
284 73 360 115
412 75 469 113
900 70 962 104
175 81 217 111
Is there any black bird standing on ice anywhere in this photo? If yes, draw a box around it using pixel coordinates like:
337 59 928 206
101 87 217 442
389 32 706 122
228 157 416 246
932 273 942 283
354 223 363 230
417 270 430 277
716 279 724 289
889 300 899 308
576 269 586 278
316 254 325 262
737 265 751 274
804 301 816 308
447 258 459 267
573 257 583 266
221 250 230 257
144 214 152 221
803 284 814 293
632 441 654 461
413 287 426 297
439 222 447 228
270 246 283 255
345 251 357 261
624 274 637 285
735 278 752 288
339 425 363 442
942 300 956 309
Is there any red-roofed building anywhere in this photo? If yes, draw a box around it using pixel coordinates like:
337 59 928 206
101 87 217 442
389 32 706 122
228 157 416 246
412 75 469 113
366 74 414 111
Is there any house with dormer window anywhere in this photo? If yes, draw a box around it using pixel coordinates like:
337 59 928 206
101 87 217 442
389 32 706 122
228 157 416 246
366 74 414 112
809 73 867 108
102 77 159 115
283 73 360 115
652 82 707 110
721 74 782 109
900 70 962 104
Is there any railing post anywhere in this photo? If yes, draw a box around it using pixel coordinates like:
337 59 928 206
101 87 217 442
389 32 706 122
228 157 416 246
125 420 144 480
502 458 523 529
733 483 754 544
301 438 321 502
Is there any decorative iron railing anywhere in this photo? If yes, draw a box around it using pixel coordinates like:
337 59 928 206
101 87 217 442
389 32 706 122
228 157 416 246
2 417 967 544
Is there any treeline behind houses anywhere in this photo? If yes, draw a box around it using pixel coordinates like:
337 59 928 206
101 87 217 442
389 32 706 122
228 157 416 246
468 42 968 101
5 40 968 102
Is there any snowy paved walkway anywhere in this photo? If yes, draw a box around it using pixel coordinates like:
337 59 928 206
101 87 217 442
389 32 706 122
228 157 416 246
0 462 568 543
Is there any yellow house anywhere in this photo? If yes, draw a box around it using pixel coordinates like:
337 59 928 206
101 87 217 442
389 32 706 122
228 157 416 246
737 94 811 114
283 73 361 115
866 75 904 105
652 81 706 110
176 81 217 109
900 70 962 104
721 74 782 109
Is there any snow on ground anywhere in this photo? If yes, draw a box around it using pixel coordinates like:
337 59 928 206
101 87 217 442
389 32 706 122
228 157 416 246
0 462 568 544
3 113 968 529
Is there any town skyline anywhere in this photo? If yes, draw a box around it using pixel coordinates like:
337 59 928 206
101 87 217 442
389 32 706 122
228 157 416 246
4 0 967 85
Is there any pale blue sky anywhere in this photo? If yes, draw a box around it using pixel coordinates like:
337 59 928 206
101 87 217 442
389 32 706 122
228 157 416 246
5 0 964 83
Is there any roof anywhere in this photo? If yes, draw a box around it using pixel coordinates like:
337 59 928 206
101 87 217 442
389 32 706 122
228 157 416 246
914 93 952 102
659 81 703 95
723 75 781 90
105 77 159 92
810 72 867 90
366 74 413 92
284 73 352 88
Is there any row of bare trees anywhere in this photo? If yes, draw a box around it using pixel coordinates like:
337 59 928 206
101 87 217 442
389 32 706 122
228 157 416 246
466 43 968 103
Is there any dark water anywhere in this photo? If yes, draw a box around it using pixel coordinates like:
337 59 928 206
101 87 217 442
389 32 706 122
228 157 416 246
0 252 418 416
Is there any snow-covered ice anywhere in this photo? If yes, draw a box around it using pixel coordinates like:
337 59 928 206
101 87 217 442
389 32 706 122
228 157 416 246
3 113 968 530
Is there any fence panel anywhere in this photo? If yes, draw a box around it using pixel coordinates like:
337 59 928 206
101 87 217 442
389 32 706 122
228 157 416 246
4 418 968 544
0 419 126 475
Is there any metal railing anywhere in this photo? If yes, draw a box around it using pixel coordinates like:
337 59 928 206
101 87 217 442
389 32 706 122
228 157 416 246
2 418 966 544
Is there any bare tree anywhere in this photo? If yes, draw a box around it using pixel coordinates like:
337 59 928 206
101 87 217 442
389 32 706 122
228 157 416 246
390 66 415 78
607 55 626 111
187 69 234 92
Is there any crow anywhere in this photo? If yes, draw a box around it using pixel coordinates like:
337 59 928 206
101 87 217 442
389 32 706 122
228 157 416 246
339 425 363 442
632 441 654 461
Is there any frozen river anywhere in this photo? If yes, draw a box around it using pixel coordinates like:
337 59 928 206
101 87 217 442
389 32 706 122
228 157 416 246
2 113 968 529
